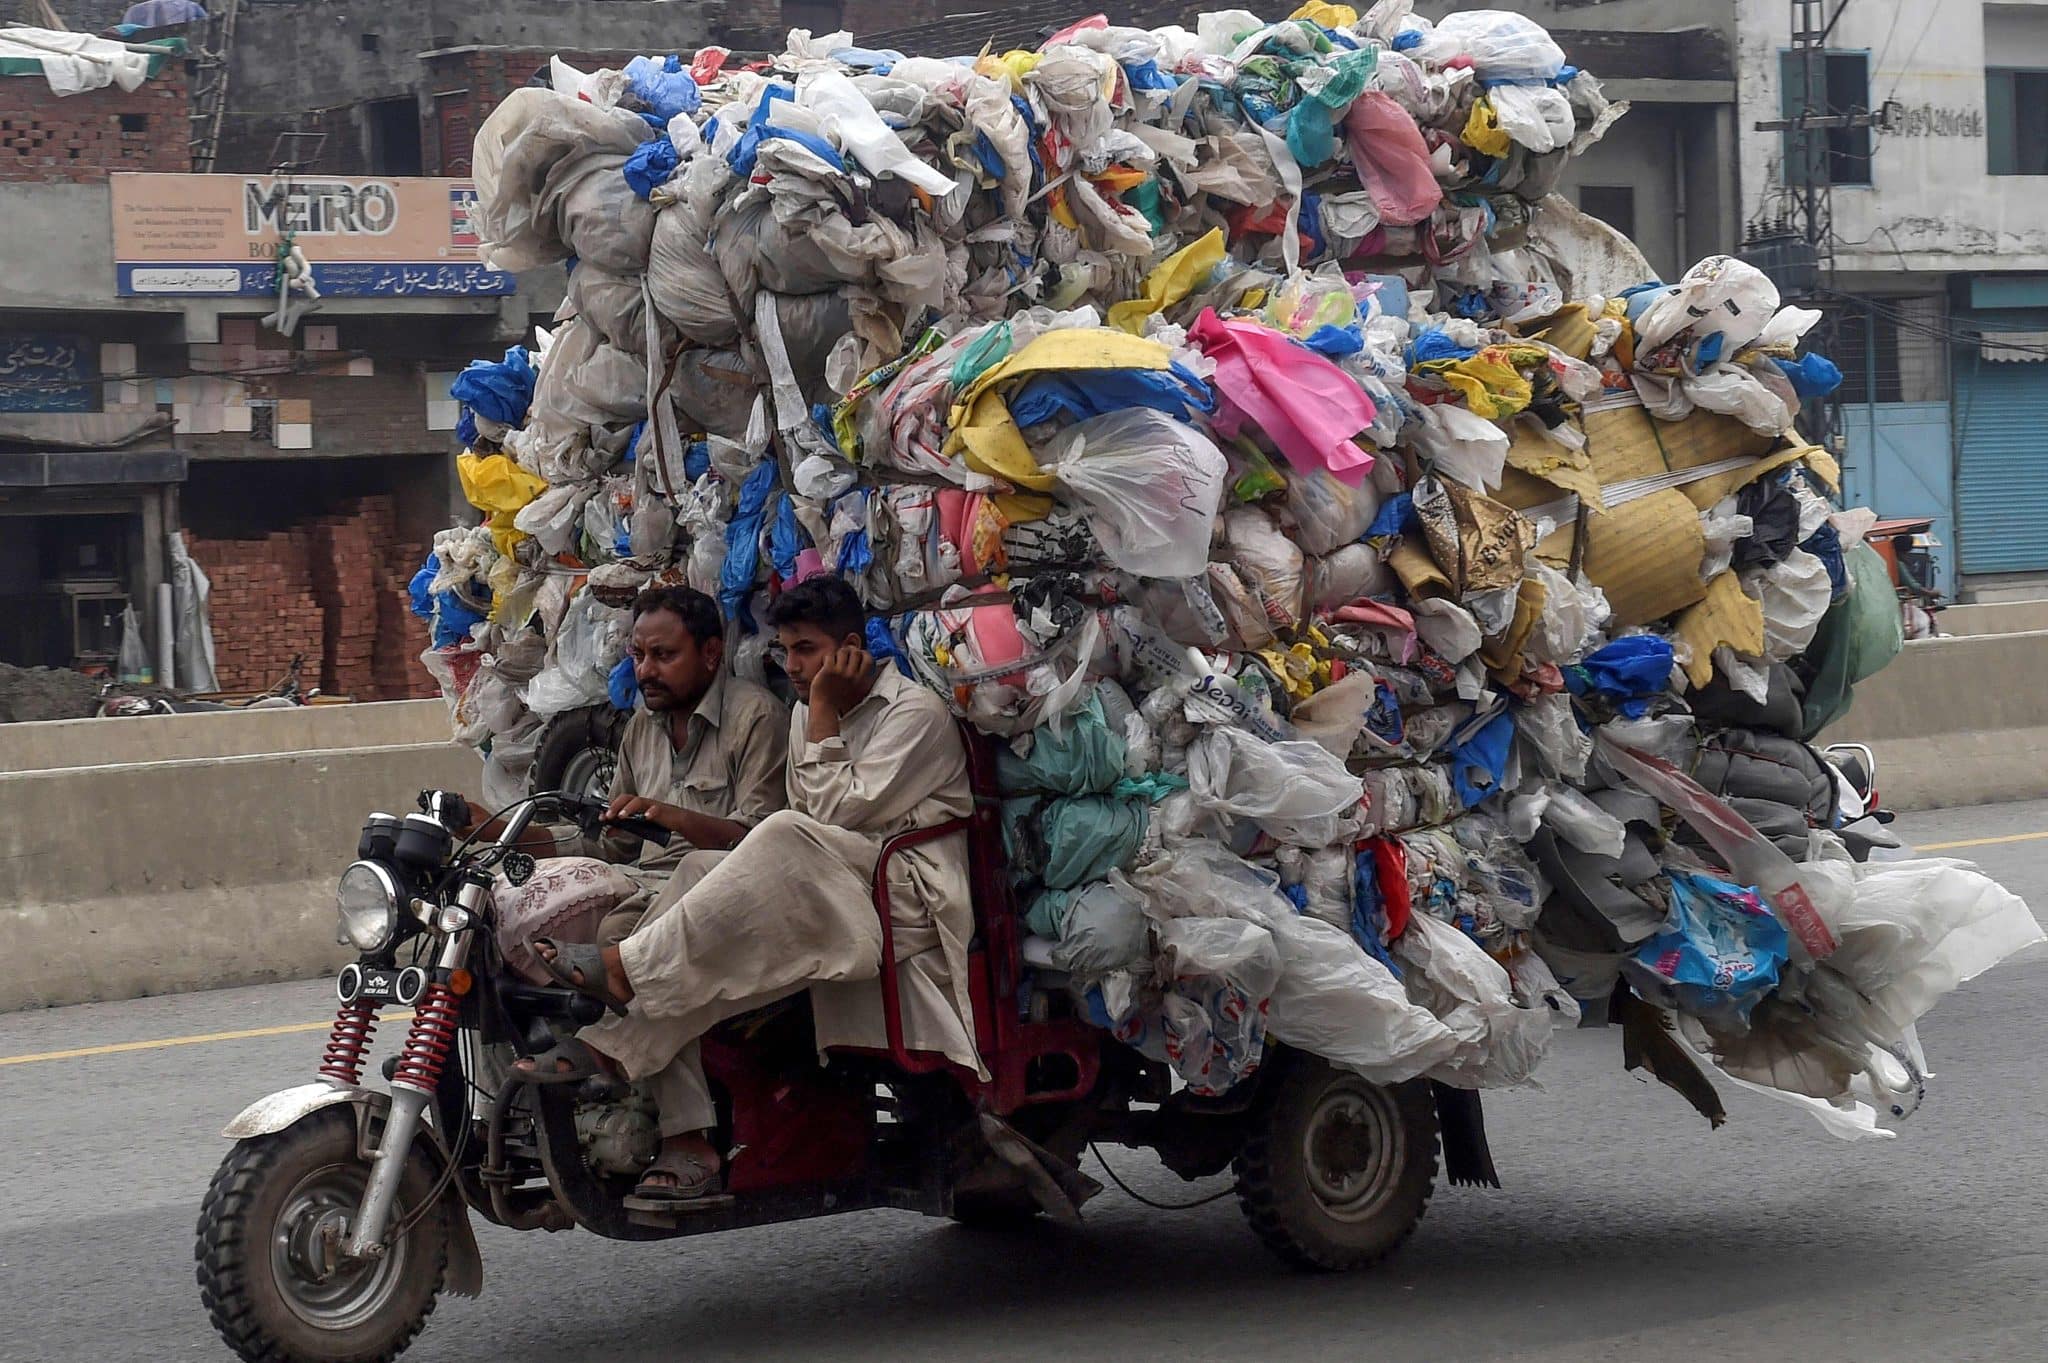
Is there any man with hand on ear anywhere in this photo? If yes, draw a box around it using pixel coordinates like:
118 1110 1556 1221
531 576 985 1206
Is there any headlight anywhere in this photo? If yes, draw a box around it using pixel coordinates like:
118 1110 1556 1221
336 861 401 953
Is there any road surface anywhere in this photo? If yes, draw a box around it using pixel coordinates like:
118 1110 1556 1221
3 801 2045 1363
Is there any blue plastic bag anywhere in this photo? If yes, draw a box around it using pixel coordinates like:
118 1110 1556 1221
1565 635 1674 718
1774 352 1843 399
1006 363 1214 428
622 136 680 199
407 554 438 621
1446 707 1514 807
720 460 778 625
607 655 639 711
623 54 701 120
1625 870 1788 1023
449 346 536 427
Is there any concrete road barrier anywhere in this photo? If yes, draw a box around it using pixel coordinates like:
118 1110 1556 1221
0 699 452 773
1935 600 2048 637
1826 629 2048 811
1 705 477 1012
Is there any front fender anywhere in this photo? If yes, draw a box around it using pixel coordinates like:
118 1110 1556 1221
219 1082 486 1298
221 1082 364 1139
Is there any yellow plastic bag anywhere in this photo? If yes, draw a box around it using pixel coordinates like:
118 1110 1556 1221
1289 1 1358 26
1434 345 1543 419
946 329 1174 492
1107 228 1226 334
1462 97 1512 158
458 452 547 516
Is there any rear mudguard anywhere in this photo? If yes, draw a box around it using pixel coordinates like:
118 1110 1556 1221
221 1083 484 1297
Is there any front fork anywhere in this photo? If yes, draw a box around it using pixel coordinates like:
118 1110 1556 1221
342 875 487 1260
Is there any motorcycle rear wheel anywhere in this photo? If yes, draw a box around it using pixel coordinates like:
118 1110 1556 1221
1234 1057 1437 1271
197 1107 448 1363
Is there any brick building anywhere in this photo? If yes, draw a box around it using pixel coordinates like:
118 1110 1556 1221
0 37 187 180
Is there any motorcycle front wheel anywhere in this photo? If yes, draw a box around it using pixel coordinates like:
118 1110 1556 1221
196 1107 448 1363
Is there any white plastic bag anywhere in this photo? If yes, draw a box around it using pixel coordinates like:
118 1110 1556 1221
1223 508 1307 629
1134 838 1290 924
1045 410 1227 579
1518 690 1591 781
1265 914 1464 1083
1487 84 1574 153
1819 857 2045 1039
523 591 624 717
1187 726 1363 846
1286 462 1383 555
1757 548 1833 660
1431 10 1567 81
1287 671 1382 758
1410 401 1511 491
1540 782 1625 857
1311 543 1396 610
1634 255 1780 355
1276 844 1353 928
1051 874 1152 977
1395 912 1553 1088
796 68 957 195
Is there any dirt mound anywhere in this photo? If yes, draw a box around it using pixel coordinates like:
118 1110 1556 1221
0 663 100 724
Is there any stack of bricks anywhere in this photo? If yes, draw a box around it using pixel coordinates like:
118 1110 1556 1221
189 497 438 702
308 512 380 698
352 495 438 702
187 533 324 695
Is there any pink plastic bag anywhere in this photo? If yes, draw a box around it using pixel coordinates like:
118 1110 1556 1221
1189 310 1377 485
1345 92 1442 228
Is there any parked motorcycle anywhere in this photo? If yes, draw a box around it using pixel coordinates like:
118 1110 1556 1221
1824 741 1905 862
197 733 1484 1363
100 653 312 718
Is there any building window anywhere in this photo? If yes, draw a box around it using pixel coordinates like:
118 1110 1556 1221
782 0 844 33
1987 69 2048 174
118 113 147 133
1779 49 1873 186
1577 185 1636 240
366 97 422 177
1831 297 1948 405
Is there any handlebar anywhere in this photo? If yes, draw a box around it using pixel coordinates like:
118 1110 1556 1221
420 788 674 861
529 791 672 848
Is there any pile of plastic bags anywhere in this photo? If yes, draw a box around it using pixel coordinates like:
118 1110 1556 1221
413 5 2041 1140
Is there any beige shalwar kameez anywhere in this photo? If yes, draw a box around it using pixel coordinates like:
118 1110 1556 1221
585 668 986 1135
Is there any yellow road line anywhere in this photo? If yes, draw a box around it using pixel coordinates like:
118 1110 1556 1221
1916 830 2048 853
0 1013 413 1068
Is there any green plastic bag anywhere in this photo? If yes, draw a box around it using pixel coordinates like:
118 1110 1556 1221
996 696 1126 796
1041 795 1149 890
1799 540 1904 738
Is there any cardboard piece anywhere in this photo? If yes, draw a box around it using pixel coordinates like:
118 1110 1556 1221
1504 425 1604 507
1496 400 1792 627
1675 571 1767 688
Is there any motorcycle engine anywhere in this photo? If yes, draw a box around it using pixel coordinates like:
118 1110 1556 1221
576 1094 660 1177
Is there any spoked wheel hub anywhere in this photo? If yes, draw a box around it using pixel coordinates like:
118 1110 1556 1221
270 1163 408 1330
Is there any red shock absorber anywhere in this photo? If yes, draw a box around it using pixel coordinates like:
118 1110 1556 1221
317 1003 378 1087
390 983 461 1095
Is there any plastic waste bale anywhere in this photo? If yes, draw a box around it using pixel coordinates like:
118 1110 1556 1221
404 12 2035 1142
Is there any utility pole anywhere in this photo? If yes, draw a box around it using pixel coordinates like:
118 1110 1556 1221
1749 0 1880 452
